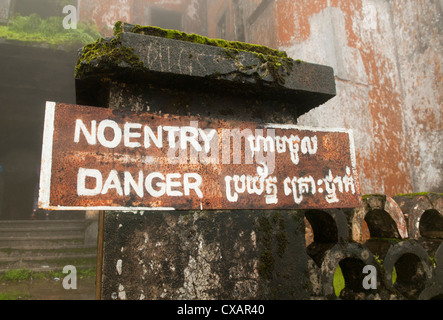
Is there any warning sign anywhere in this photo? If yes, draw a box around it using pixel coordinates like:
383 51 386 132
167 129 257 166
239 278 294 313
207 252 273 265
39 102 362 211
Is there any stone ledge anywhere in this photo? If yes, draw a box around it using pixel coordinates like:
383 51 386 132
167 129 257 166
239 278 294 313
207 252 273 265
75 23 336 112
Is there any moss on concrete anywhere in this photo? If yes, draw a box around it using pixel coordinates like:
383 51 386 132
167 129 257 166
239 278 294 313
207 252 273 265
122 23 289 58
254 52 294 85
258 249 275 280
78 21 298 85
75 36 144 78
361 194 386 201
395 192 443 199
111 21 296 85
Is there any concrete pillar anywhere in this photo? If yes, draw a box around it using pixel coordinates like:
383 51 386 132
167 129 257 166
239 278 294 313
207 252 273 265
75 22 342 300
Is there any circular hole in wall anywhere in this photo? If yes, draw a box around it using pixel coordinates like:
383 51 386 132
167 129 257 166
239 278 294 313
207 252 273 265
333 258 367 299
364 209 401 239
393 253 427 299
304 210 338 266
419 209 443 239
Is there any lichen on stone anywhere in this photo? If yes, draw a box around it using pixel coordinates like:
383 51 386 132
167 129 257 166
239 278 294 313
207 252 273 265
77 21 298 86
394 192 443 199
75 36 144 78
123 23 288 58
361 194 386 201
120 22 296 86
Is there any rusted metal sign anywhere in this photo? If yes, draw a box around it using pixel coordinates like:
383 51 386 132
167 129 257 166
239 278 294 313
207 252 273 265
39 102 362 211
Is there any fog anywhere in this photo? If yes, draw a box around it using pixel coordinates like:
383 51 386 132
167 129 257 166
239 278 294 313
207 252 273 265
0 0 248 219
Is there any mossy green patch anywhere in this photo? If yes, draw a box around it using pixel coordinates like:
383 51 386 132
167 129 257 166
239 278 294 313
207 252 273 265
75 36 144 78
124 23 288 58
79 21 298 85
253 52 294 85
79 21 300 86
1 269 33 281
361 194 386 201
0 267 96 282
395 192 443 199
113 22 296 85
0 14 101 49
0 290 31 300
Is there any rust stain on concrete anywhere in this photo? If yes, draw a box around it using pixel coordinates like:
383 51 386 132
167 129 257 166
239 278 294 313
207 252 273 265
277 0 416 196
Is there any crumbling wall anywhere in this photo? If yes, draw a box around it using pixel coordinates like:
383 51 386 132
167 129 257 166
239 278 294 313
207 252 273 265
100 193 443 300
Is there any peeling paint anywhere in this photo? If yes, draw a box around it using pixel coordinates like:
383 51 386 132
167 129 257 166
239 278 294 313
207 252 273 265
116 259 123 275
274 0 433 195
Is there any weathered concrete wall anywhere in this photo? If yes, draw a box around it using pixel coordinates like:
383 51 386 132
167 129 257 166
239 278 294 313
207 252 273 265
79 0 134 35
276 0 411 196
79 0 207 36
100 194 443 300
276 0 442 195
102 210 310 300
202 0 442 196
390 0 443 193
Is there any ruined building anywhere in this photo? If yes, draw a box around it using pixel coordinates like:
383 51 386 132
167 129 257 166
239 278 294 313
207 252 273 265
0 0 441 300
